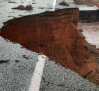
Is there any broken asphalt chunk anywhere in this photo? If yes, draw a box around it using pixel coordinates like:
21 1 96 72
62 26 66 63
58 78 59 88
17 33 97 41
12 4 33 10
8 1 17 3
15 60 20 62
23 55 32 59
59 1 70 6
0 60 10 64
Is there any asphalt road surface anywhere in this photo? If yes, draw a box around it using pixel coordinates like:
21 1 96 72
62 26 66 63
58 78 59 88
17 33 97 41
0 36 99 91
0 0 99 91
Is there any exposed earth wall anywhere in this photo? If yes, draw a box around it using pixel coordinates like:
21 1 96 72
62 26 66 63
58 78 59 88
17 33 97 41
0 8 99 77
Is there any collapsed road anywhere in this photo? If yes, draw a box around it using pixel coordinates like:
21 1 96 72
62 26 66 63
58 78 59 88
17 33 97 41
0 0 99 91
78 5 99 23
74 0 99 23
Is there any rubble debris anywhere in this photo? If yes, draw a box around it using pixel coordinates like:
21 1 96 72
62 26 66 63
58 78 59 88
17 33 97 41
23 55 29 59
26 4 33 10
18 65 21 67
12 5 25 10
12 16 17 19
84 71 93 78
15 60 20 62
8 1 17 3
85 69 99 86
8 16 12 17
21 46 24 48
47 7 53 9
18 15 23 17
23 55 32 59
12 4 33 10
45 10 50 12
41 55 44 58
0 60 10 64
32 3 36 4
4 39 10 42
38 7 45 9
86 41 99 64
59 1 70 6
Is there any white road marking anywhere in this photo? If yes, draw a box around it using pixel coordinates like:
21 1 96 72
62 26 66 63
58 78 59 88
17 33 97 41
28 54 46 91
52 0 56 11
28 0 56 91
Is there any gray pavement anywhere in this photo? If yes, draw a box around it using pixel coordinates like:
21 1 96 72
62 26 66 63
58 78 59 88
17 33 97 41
0 36 99 91
0 36 38 91
40 58 99 91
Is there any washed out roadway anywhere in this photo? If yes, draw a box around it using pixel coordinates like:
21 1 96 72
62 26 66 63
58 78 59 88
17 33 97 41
0 0 99 91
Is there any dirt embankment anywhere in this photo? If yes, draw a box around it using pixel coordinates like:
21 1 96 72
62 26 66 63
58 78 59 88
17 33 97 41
85 42 99 86
0 9 99 79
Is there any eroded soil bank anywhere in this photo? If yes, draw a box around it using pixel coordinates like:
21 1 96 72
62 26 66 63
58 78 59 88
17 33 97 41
78 23 99 85
78 22 99 64
84 42 99 86
0 9 99 80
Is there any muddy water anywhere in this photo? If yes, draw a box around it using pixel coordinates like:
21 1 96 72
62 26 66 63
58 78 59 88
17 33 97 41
77 22 99 48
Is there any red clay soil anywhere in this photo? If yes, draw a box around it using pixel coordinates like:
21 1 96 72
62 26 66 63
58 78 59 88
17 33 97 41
0 9 99 78
84 42 99 86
